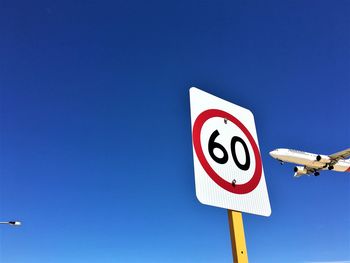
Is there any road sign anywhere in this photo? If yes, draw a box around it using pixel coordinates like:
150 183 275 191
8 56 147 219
190 87 271 216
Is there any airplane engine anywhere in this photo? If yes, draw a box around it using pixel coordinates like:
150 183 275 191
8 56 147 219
316 154 330 163
294 166 307 175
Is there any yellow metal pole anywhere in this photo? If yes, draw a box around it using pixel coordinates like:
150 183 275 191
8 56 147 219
227 210 248 263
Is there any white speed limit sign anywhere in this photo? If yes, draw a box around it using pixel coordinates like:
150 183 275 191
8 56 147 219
189 87 271 216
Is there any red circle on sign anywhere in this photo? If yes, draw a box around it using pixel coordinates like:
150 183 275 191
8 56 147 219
192 109 262 194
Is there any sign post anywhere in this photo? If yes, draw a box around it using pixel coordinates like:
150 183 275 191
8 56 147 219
228 210 248 263
189 87 271 262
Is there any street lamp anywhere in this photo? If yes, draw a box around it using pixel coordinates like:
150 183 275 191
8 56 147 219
0 221 22 226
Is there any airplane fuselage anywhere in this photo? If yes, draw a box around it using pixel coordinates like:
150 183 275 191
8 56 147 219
270 148 350 173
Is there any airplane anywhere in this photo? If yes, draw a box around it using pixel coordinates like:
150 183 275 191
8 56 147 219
269 148 350 177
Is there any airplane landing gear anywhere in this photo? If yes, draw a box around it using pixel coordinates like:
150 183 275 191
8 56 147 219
314 171 320 176
328 165 334 170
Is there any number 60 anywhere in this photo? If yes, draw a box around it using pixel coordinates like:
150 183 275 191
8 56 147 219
208 129 250 171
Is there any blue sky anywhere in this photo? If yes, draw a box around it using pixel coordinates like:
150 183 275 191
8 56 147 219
0 0 349 262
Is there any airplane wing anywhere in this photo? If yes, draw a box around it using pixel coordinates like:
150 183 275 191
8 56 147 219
329 148 350 161
294 165 321 177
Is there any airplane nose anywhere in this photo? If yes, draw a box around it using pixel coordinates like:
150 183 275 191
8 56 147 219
269 150 277 158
